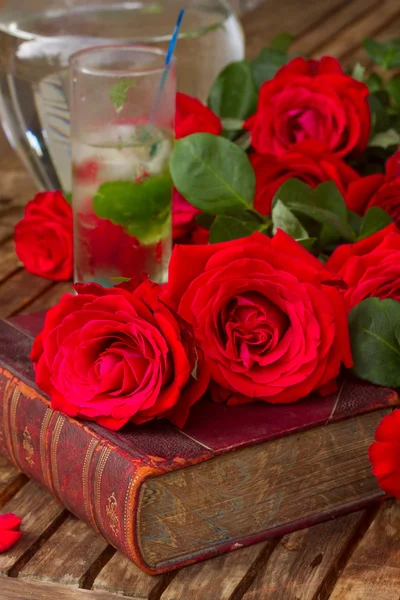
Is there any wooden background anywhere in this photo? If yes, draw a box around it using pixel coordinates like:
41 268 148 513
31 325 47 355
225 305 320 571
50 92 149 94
1 0 400 598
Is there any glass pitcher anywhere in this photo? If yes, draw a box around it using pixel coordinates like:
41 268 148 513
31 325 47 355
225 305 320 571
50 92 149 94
0 0 244 193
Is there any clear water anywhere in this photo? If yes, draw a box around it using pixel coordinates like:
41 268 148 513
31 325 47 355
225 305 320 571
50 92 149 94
0 2 244 191
73 124 173 286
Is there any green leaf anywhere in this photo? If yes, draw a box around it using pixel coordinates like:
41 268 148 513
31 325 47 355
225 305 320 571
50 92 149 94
272 199 308 237
352 62 366 82
221 118 245 131
349 298 400 387
170 133 256 215
368 94 391 135
313 181 348 247
286 202 355 242
272 178 314 208
110 276 131 283
387 74 400 105
93 173 172 244
208 61 257 123
358 206 393 240
363 38 400 69
252 48 289 89
296 237 316 251
347 210 363 237
195 213 214 229
269 33 295 54
63 191 72 205
314 181 347 220
367 72 383 93
209 215 261 243
369 128 400 148
109 79 136 111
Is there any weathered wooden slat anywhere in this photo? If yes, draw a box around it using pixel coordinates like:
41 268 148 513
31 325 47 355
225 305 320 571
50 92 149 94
0 224 12 245
0 206 25 243
160 541 276 600
0 240 21 283
0 456 19 495
0 168 35 207
0 577 123 600
18 514 109 588
0 480 65 576
0 270 53 318
313 0 400 61
0 456 27 508
330 500 400 600
19 282 73 315
93 552 167 600
242 510 370 600
242 0 347 58
290 0 379 56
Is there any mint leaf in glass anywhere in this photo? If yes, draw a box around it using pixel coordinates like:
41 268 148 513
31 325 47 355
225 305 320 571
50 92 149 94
109 79 136 111
93 172 172 245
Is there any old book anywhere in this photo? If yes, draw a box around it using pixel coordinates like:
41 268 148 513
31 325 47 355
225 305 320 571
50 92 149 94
0 313 398 575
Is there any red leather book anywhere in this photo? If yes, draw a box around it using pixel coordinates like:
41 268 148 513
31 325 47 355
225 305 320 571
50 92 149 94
0 313 398 575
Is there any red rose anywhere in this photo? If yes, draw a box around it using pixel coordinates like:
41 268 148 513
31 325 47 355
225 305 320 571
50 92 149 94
165 231 352 405
326 224 400 309
175 92 222 139
369 409 400 499
31 280 208 430
244 57 370 158
346 151 400 225
172 190 209 244
15 191 73 281
251 140 359 215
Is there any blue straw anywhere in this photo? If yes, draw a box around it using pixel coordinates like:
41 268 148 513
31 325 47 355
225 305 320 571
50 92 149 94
150 9 185 122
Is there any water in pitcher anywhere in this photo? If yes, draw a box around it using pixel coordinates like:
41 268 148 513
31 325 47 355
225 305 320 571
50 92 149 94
0 1 244 192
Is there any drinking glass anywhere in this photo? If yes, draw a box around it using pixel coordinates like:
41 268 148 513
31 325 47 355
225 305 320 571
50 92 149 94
70 45 175 287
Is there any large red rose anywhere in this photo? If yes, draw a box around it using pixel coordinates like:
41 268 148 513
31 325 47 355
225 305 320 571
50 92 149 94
326 224 400 309
369 409 400 499
15 191 73 281
244 57 370 158
346 151 400 225
251 140 359 215
164 231 352 405
31 280 208 430
175 92 222 139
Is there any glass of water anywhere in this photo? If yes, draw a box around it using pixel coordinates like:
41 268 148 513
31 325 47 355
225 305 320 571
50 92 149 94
70 45 175 287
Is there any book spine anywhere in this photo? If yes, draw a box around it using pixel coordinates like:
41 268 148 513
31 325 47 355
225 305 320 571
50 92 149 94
0 367 158 573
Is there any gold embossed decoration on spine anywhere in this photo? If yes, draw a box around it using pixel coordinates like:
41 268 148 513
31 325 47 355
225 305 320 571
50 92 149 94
22 427 35 466
106 492 120 536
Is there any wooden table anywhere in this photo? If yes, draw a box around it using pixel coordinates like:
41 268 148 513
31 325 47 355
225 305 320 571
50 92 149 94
1 0 400 598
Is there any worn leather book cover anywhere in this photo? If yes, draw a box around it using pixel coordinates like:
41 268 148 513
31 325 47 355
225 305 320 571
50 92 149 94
0 313 398 574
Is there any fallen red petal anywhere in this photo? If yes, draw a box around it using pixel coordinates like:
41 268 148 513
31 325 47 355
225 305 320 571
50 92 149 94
0 530 23 553
0 513 22 531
